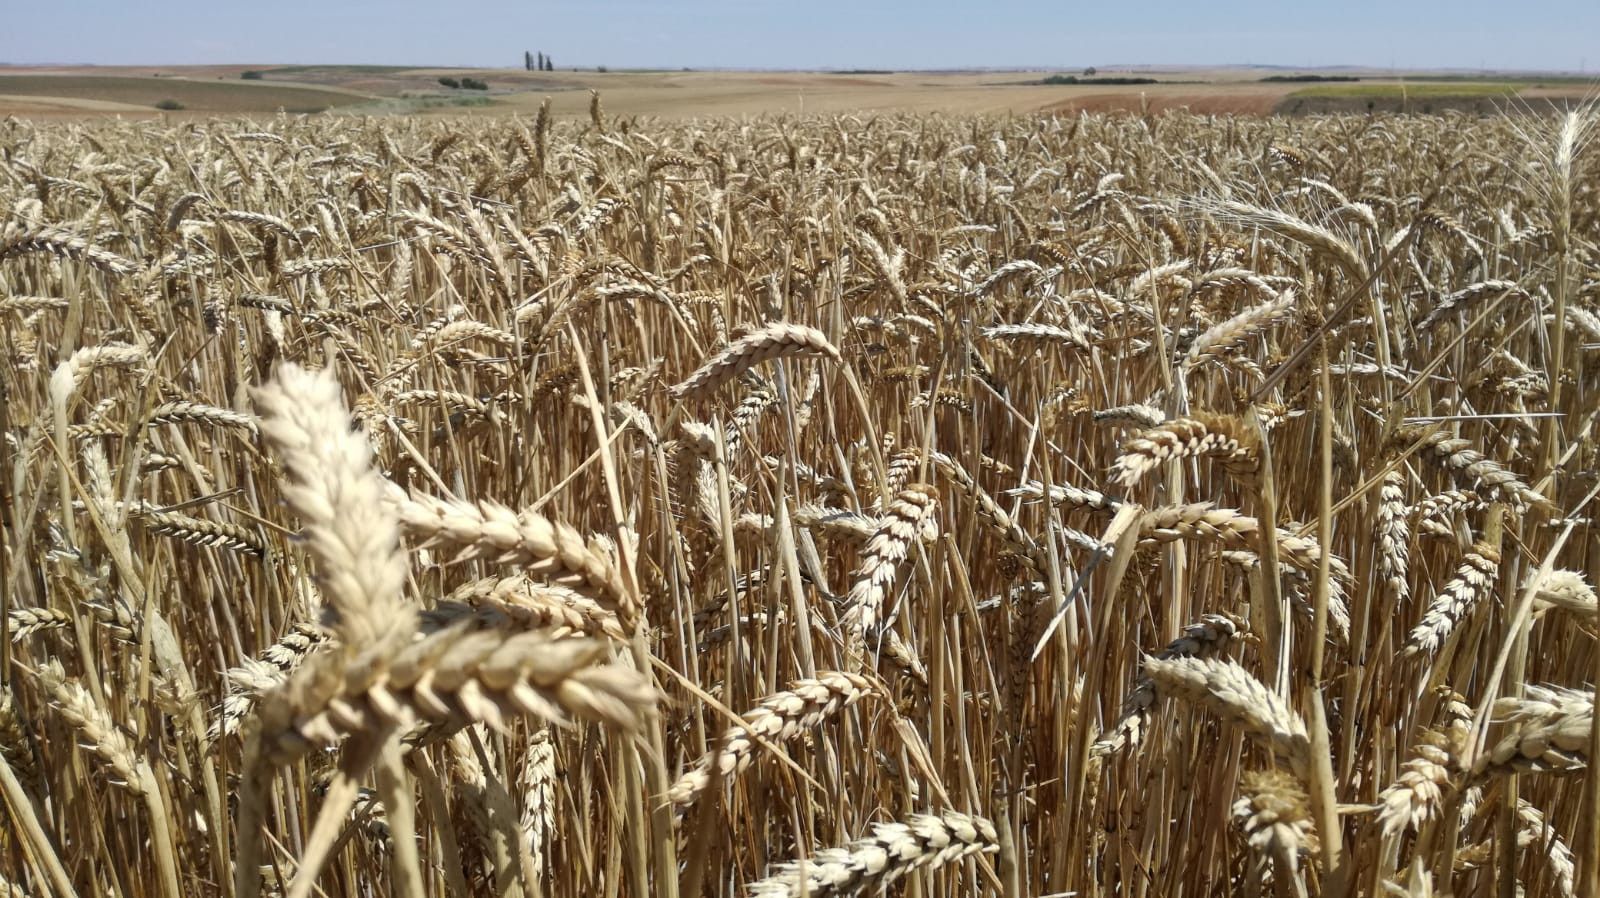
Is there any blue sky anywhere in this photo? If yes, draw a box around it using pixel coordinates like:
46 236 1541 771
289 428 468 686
4 1 1596 72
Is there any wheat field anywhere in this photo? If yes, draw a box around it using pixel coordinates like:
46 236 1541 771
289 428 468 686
0 100 1597 897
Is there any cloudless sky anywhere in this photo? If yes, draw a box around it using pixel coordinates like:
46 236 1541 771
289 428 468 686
3 0 1597 72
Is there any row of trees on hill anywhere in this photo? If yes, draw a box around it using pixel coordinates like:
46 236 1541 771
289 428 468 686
524 51 555 71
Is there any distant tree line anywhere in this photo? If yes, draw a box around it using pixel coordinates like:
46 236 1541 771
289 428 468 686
439 76 489 90
1037 74 1158 86
525 51 555 71
1259 74 1361 82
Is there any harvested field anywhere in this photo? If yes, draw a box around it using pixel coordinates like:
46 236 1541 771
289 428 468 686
0 74 371 114
1042 88 1285 115
1 101 1598 898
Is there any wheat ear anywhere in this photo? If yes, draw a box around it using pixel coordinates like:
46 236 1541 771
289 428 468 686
255 364 409 645
1142 654 1311 777
0 225 139 274
1109 413 1260 489
1515 801 1577 898
252 625 655 766
1185 288 1298 367
1403 542 1500 657
1530 569 1597 618
747 809 997 898
930 453 1045 574
1139 503 1352 636
34 662 147 794
1093 613 1243 757
668 323 840 400
1400 426 1549 511
519 727 556 881
840 485 940 645
145 399 259 434
1194 200 1369 281
667 671 873 819
1376 692 1471 837
212 622 327 745
8 607 72 642
431 574 626 641
1375 469 1411 606
1234 768 1317 896
388 487 636 627
1471 684 1591 781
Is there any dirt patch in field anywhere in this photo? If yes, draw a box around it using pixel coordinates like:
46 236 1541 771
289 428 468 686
0 95 155 116
750 75 890 88
0 74 370 115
